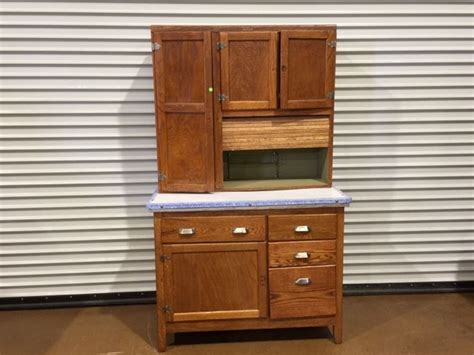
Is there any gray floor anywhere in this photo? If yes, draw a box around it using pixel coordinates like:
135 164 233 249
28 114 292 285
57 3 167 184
1 293 473 355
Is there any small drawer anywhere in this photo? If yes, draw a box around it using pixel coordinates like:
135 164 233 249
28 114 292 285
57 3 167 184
268 240 336 267
161 216 266 243
269 265 336 319
268 214 337 241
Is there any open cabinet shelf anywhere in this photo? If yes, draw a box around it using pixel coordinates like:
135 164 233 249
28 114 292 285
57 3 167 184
223 148 329 190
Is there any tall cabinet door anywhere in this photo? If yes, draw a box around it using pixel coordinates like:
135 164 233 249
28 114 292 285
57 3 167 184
280 30 336 109
152 31 214 192
219 31 278 110
162 242 268 322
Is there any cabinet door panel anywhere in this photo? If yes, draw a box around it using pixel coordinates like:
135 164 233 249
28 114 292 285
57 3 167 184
153 31 214 192
163 242 268 322
220 31 277 110
280 30 336 109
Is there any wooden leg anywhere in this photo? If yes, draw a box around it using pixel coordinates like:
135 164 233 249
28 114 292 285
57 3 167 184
332 324 342 344
157 317 167 352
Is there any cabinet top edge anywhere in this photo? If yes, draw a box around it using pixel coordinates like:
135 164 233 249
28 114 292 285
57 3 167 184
150 25 337 33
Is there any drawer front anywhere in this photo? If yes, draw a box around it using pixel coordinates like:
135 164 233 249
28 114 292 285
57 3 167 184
269 265 336 319
268 214 337 241
161 216 266 243
268 240 336 267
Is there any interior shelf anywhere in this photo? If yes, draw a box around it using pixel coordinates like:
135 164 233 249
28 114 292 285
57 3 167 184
223 148 329 191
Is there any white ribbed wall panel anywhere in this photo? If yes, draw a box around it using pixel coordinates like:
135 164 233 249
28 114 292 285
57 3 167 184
0 1 473 297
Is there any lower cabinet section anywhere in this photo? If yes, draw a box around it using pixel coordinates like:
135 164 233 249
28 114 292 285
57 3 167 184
154 207 344 351
269 265 336 319
162 242 267 322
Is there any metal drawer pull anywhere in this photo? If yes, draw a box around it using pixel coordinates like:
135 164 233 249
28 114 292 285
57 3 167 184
295 225 311 233
178 227 195 236
294 251 311 260
232 227 248 235
295 277 312 286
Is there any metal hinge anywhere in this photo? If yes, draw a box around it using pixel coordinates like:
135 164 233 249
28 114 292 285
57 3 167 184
217 42 226 50
151 42 161 51
327 91 335 99
160 255 171 262
161 305 172 314
158 174 167 181
218 94 228 102
328 40 337 48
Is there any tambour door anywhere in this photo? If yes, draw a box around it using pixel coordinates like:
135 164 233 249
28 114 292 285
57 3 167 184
162 242 268 322
219 31 278 110
152 31 215 192
280 30 336 109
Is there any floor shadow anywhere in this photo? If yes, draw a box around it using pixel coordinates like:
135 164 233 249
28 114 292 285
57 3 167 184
175 326 332 346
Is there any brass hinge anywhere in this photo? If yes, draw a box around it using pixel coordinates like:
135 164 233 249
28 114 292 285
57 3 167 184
160 255 171 262
217 42 226 50
327 91 335 100
328 40 337 48
161 305 172 314
151 42 161 51
218 93 228 102
158 174 167 181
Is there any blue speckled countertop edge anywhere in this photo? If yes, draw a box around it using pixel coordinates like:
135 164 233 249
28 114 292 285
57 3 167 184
146 188 352 212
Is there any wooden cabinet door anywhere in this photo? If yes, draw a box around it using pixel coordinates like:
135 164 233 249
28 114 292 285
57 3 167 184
280 30 336 109
162 242 267 322
219 31 278 110
152 31 214 192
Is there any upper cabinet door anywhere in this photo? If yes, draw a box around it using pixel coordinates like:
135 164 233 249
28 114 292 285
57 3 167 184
280 30 336 109
153 31 215 192
219 31 278 110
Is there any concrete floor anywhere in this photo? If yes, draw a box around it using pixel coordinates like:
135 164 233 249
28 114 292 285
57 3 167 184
0 293 473 355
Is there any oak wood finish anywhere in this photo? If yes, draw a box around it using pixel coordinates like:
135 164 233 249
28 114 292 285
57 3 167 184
220 31 278 110
268 240 336 267
152 30 214 192
222 117 330 151
280 30 336 109
162 242 268 322
153 207 345 351
151 25 336 192
268 214 338 241
168 315 336 333
161 215 266 243
269 265 336 319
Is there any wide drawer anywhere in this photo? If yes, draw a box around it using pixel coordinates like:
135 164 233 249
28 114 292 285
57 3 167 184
161 216 266 243
268 214 337 241
268 240 336 267
269 265 336 319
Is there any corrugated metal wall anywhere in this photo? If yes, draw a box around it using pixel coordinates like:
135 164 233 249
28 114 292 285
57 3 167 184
1 1 473 297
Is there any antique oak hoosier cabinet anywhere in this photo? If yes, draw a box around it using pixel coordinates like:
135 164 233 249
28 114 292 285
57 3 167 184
147 25 351 352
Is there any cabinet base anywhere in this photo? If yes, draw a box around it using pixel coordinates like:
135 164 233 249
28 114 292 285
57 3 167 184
158 316 341 352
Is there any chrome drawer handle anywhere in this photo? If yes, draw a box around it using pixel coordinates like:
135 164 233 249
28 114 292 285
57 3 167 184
295 225 311 233
294 251 311 260
232 227 248 235
295 277 312 286
178 227 195 236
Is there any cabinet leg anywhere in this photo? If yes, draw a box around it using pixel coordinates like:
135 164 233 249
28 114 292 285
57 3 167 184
332 324 342 344
157 325 167 352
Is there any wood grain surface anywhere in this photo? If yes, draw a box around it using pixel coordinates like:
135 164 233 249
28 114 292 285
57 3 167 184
269 265 336 319
222 117 330 151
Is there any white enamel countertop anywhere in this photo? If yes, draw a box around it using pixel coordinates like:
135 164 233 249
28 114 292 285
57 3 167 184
146 187 351 212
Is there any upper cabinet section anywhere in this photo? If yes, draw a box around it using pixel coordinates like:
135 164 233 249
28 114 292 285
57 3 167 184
219 31 278 110
280 30 336 109
216 27 336 111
